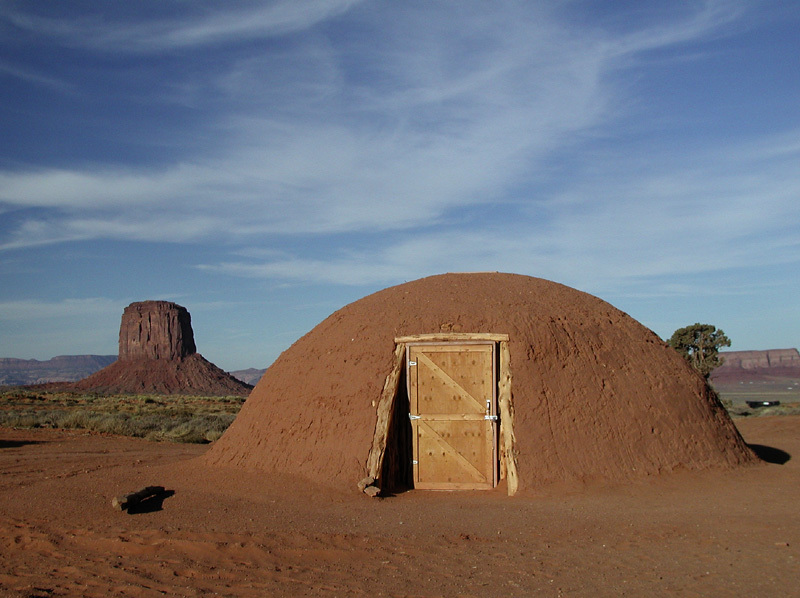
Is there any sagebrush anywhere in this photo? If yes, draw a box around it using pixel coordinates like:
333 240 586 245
0 390 244 443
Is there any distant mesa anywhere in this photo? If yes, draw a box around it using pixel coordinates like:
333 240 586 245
0 355 116 387
227 368 266 387
719 348 800 369
66 300 252 396
711 348 800 385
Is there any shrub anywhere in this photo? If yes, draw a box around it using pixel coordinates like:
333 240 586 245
0 391 241 443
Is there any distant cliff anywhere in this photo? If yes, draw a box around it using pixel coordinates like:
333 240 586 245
0 355 117 386
228 368 266 386
711 348 800 384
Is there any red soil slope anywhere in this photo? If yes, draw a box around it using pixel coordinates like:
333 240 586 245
207 273 756 492
69 353 250 396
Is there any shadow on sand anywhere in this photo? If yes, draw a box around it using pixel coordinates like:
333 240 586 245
0 439 42 449
127 489 175 514
748 444 791 465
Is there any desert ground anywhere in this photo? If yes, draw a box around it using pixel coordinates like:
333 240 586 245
0 416 798 597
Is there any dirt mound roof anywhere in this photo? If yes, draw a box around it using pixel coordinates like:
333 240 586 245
206 273 756 491
68 301 251 396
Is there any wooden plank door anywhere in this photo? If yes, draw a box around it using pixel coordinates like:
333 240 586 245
407 343 497 490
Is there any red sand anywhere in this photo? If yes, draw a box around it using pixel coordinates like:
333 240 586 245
208 273 755 492
1 416 798 597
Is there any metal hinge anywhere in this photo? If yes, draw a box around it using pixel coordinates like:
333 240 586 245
412 460 419 465
408 360 417 366
484 415 498 421
409 414 420 420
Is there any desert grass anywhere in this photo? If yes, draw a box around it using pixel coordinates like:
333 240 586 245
0 390 245 443
715 381 800 418
714 379 800 402
3 387 797 442
724 401 800 418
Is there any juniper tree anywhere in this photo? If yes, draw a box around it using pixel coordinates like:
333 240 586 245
668 323 731 379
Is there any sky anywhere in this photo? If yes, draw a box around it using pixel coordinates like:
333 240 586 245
1 0 798 372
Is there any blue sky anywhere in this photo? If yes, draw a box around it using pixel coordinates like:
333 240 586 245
1 0 798 372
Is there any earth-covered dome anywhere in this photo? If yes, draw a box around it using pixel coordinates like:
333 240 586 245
206 273 755 493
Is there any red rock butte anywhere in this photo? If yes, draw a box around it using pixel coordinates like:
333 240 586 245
70 301 251 396
119 301 197 361
206 273 757 494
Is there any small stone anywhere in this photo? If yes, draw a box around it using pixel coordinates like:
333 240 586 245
357 476 375 492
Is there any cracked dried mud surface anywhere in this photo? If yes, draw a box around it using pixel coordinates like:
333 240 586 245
1 416 799 597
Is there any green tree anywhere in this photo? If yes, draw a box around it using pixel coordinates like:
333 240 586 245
667 323 731 379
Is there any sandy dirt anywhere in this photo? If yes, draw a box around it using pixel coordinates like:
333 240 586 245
1 417 798 597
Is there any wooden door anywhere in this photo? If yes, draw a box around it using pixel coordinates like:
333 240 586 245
407 343 497 490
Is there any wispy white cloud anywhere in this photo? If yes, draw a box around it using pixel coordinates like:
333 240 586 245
0 166 199 209
0 297 121 321
0 3 631 243
198 126 800 294
0 61 75 92
4 0 366 52
0 29 608 244
3 0 795 297
602 0 745 58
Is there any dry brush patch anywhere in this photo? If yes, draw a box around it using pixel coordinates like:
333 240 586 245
0 390 245 443
725 401 800 418
715 382 800 418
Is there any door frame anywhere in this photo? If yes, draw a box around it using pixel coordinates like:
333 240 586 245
365 333 519 496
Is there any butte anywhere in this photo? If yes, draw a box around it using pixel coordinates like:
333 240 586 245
70 301 251 396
